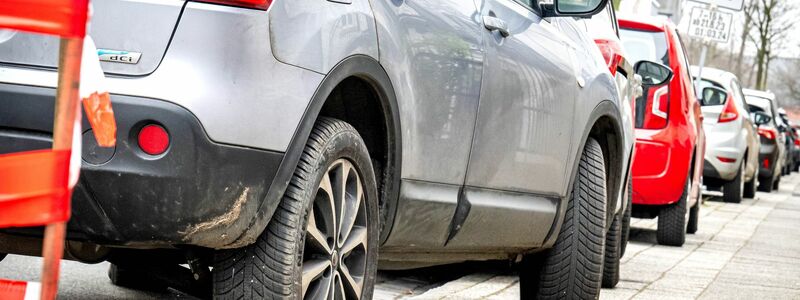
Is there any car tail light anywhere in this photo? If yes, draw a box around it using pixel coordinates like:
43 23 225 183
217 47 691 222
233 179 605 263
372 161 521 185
717 156 736 163
195 0 272 10
635 85 669 129
794 138 800 146
758 126 777 140
718 94 738 123
594 39 623 76
138 124 170 155
763 158 770 169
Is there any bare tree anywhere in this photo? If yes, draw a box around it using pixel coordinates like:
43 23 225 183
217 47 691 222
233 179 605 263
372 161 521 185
735 1 756 76
747 0 795 90
774 59 800 104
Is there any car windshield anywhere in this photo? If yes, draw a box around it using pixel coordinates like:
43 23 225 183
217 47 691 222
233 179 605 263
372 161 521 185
745 95 773 116
619 28 669 65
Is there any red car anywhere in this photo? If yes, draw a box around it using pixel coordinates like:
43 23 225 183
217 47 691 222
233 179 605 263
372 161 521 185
619 17 706 246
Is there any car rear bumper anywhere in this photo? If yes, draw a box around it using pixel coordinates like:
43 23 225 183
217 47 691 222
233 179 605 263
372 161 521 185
0 83 284 249
631 130 692 206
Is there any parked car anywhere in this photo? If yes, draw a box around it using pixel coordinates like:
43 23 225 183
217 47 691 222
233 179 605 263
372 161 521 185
690 66 760 203
777 108 796 175
0 0 633 298
618 16 705 247
579 1 638 286
792 124 800 171
744 89 786 192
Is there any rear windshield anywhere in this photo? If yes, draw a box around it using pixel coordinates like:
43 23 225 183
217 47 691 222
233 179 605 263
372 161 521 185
745 95 773 116
696 79 726 106
619 28 670 66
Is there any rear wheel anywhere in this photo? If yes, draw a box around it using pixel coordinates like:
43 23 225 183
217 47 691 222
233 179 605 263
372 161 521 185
520 138 607 299
657 179 688 246
723 162 744 203
212 118 379 300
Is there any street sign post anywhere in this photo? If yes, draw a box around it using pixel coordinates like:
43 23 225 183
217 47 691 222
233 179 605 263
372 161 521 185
689 0 743 11
688 6 733 43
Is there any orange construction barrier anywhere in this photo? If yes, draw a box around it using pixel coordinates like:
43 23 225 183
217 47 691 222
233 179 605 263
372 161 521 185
0 1 115 299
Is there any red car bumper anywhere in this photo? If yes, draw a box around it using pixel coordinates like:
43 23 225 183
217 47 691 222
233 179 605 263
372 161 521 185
632 128 692 206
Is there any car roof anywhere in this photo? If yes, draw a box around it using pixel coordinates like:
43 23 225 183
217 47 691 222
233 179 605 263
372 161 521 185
743 88 775 100
617 14 671 32
690 66 737 86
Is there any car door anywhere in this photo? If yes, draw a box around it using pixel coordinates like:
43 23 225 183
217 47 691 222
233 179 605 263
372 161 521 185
466 0 578 196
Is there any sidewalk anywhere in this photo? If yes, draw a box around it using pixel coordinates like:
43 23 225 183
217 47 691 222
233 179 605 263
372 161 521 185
375 174 800 299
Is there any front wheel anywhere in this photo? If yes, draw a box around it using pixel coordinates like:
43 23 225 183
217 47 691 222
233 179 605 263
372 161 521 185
213 118 379 300
744 165 757 199
520 138 607 299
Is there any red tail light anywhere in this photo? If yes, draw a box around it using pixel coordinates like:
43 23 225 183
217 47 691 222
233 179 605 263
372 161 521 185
718 94 738 123
758 126 777 140
594 39 623 76
195 0 272 9
637 85 669 129
794 138 800 146
763 158 770 169
717 156 736 163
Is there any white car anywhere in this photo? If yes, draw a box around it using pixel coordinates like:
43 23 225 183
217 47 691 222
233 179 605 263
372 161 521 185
691 66 760 203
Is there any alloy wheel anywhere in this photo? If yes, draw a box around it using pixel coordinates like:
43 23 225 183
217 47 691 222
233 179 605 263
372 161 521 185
302 159 368 300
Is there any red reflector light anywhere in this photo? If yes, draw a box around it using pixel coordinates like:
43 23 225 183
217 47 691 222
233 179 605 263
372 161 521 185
195 0 272 10
717 156 736 163
763 158 770 169
138 124 170 155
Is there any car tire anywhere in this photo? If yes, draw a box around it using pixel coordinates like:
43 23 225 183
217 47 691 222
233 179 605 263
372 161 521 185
744 166 757 199
212 118 379 300
520 138 606 299
722 162 744 203
108 264 168 292
773 175 781 191
686 199 699 234
620 177 632 257
758 176 774 193
602 212 622 288
657 179 688 246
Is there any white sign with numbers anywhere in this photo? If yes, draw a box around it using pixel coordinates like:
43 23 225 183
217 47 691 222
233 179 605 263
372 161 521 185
688 7 733 43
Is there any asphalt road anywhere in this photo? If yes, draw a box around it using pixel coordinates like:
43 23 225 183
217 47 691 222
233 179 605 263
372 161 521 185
2 175 800 299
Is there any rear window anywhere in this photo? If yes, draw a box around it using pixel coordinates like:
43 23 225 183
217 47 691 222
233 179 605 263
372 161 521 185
696 79 726 106
745 95 773 116
619 28 669 66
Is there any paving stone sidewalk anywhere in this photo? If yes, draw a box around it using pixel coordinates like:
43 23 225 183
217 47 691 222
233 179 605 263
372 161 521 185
374 174 800 299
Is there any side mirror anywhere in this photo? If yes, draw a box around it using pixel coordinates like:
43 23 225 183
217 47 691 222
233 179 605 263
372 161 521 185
752 111 772 126
634 60 673 86
701 86 728 106
542 0 609 18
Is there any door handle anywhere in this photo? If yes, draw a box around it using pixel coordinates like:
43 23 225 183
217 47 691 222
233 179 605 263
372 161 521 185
483 15 510 37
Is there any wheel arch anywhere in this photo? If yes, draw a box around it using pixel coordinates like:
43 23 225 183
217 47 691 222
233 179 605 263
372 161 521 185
229 55 403 248
542 100 626 247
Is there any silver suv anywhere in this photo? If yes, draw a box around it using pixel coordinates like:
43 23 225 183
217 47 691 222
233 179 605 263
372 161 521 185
692 66 760 203
0 0 634 298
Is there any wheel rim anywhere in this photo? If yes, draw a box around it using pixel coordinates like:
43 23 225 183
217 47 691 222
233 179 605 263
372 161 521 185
302 159 368 300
